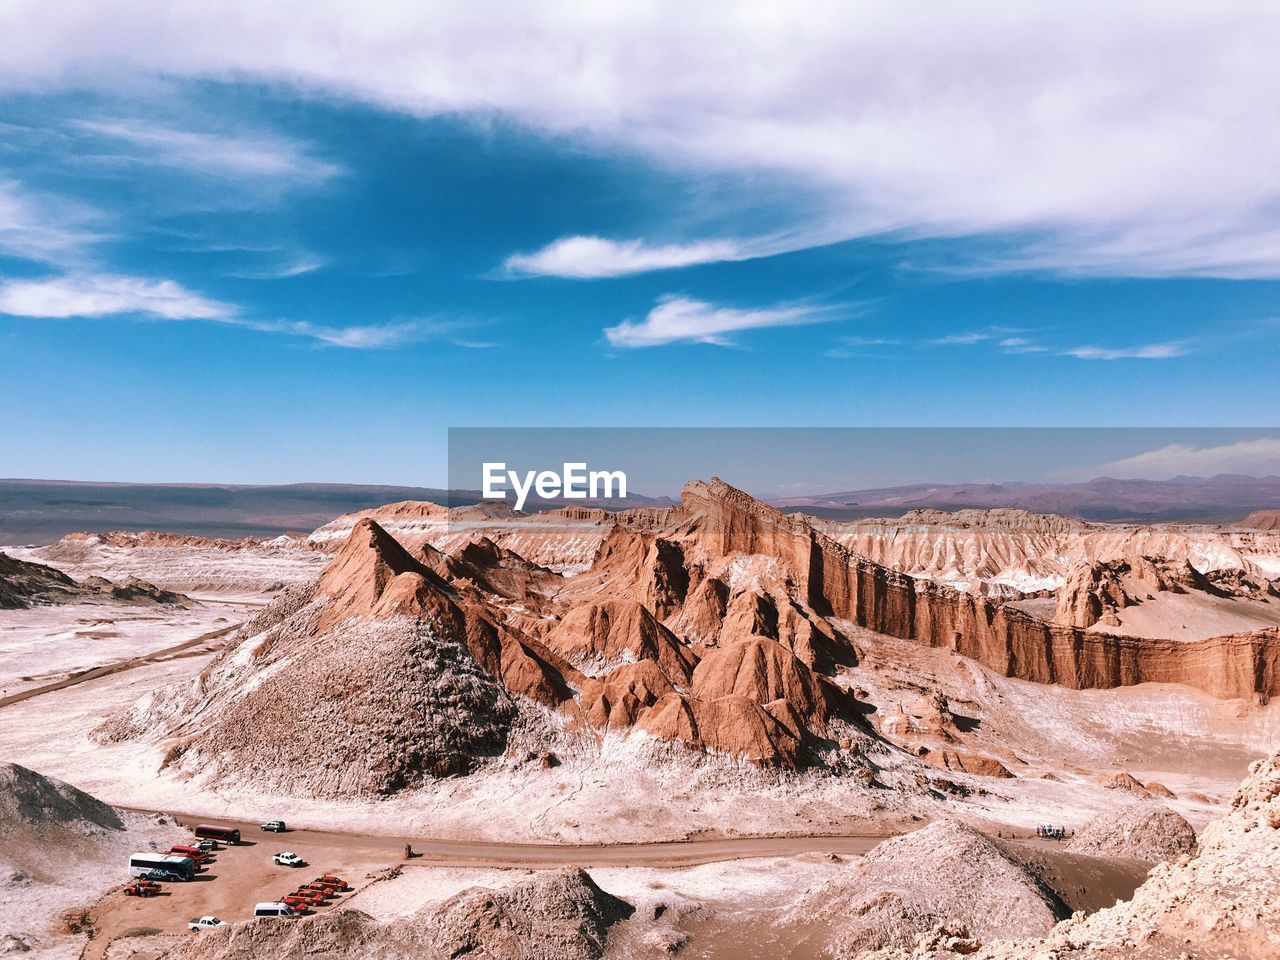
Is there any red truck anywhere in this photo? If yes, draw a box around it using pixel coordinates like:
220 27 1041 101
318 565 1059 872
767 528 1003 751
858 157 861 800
169 845 210 863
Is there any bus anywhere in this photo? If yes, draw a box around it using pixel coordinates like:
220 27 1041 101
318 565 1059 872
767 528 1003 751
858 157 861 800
194 824 241 844
128 852 197 881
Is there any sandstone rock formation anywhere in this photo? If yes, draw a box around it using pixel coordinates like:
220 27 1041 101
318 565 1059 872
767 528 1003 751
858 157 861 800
1067 803 1196 862
106 479 1280 795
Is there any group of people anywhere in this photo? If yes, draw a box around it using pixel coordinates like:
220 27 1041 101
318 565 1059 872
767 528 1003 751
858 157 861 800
1036 825 1070 840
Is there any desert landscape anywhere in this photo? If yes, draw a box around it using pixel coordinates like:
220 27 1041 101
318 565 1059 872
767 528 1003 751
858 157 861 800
2 476 1279 959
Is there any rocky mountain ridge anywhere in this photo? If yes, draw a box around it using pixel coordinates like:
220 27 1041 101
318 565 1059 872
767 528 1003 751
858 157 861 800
101 479 1280 799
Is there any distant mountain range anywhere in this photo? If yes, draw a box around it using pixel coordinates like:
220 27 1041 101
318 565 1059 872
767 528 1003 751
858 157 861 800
0 479 671 545
767 474 1280 524
2 473 1278 545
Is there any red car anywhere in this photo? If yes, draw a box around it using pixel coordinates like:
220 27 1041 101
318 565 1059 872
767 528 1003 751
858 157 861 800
169 845 210 863
311 876 347 893
279 894 314 911
124 880 160 897
288 889 326 904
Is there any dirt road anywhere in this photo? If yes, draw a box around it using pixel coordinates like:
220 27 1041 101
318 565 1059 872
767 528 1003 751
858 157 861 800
83 813 890 959
0 622 240 711
122 811 888 867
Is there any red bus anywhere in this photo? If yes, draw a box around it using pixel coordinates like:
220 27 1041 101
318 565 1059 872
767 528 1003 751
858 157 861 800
193 824 241 844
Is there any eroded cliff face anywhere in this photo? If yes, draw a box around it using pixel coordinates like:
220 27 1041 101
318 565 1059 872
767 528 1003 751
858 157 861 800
819 508 1280 596
672 480 1280 701
111 479 1280 795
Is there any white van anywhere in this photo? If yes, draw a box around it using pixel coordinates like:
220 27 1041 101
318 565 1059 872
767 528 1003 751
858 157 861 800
253 902 296 918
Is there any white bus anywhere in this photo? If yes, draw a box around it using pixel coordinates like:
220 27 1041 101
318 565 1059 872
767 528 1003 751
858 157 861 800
128 852 196 881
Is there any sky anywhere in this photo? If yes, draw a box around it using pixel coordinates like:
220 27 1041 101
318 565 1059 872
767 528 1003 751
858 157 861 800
0 2 1278 485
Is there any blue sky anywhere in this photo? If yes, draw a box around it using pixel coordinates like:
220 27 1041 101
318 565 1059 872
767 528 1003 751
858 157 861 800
0 4 1278 484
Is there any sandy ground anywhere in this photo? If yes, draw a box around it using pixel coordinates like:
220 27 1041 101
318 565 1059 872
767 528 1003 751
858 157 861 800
1 618 1268 847
76 820 889 959
1 811 175 960
0 599 252 700
1088 589 1280 641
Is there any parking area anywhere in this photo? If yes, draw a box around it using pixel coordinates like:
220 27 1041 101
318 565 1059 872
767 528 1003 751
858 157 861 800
86 818 398 958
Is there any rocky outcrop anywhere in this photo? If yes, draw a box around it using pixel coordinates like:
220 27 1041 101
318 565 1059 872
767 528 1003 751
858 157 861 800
1067 803 1196 862
1241 509 1280 531
111 480 1280 794
677 479 1280 701
783 820 1068 954
921 749 1014 779
873 749 1280 959
0 550 79 608
1054 555 1224 628
545 601 694 681
174 868 633 960
0 550 189 609
0 762 122 832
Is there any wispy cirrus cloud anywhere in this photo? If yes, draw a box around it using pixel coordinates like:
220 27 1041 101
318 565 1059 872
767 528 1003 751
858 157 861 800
0 179 105 265
604 294 840 348
5 6 1280 276
503 236 745 279
1064 437 1280 481
1061 341 1190 360
245 317 492 349
72 119 341 186
0 273 490 349
0 273 234 320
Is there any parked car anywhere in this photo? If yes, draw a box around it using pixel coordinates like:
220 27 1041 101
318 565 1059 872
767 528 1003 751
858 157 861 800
296 883 333 899
142 868 184 883
285 890 325 907
260 820 287 832
169 844 209 863
188 916 226 931
195 838 219 853
314 874 349 891
273 851 305 867
124 880 160 897
253 902 296 918
311 876 346 893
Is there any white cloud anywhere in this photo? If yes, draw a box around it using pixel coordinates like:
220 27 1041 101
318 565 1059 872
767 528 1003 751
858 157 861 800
1062 341 1189 360
0 273 487 349
1075 438 1280 480
244 317 492 349
0 180 103 264
503 236 744 278
3 4 1280 276
932 331 993 346
604 295 836 348
0 273 234 320
73 119 340 185
998 336 1047 354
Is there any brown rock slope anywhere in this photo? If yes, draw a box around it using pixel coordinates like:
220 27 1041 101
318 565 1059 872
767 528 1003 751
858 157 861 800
110 479 1280 795
169 868 633 960
673 480 1280 700
873 749 1280 959
0 550 189 609
1241 509 1280 531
